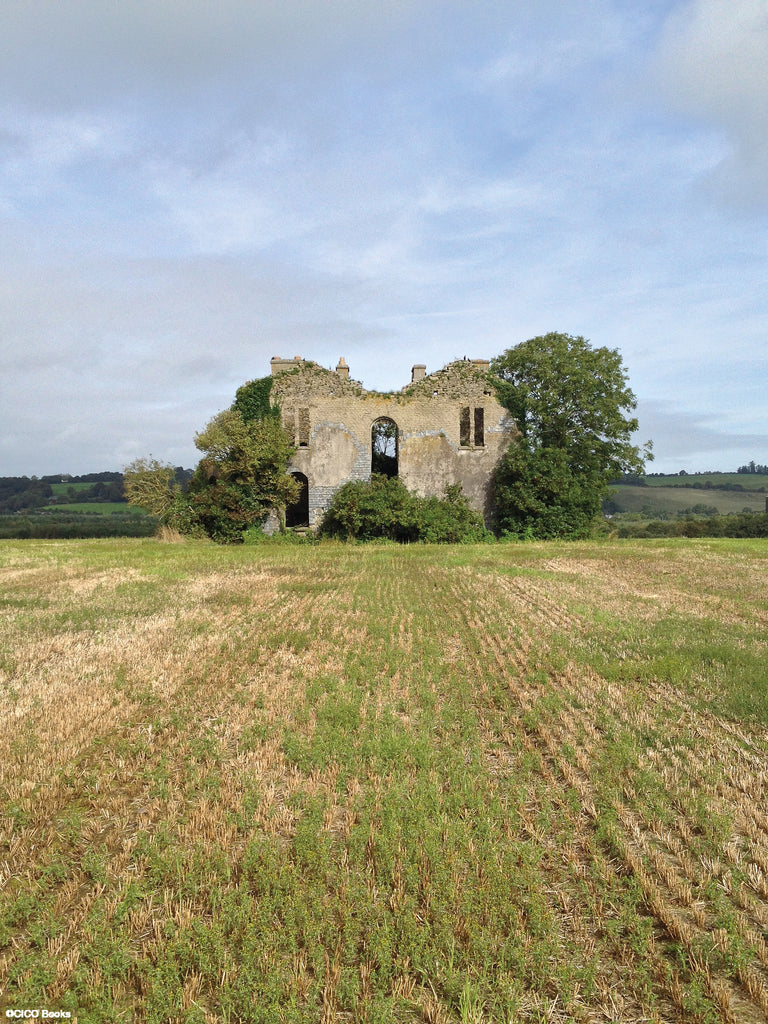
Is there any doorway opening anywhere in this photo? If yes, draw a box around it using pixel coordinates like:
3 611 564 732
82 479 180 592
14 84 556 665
285 472 309 528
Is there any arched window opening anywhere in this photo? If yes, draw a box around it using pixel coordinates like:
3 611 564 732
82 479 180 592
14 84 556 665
285 472 309 528
371 418 398 478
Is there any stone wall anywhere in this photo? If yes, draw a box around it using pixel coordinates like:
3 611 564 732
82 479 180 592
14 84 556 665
264 357 518 530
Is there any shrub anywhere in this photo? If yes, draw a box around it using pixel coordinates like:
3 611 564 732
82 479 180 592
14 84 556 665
318 476 490 543
492 445 602 539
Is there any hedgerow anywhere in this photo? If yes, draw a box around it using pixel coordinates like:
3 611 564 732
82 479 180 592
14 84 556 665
616 512 768 539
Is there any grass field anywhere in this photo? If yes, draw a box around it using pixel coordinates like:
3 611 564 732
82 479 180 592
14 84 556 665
608 486 767 516
644 476 768 491
43 503 140 515
49 484 99 496
1 537 768 1023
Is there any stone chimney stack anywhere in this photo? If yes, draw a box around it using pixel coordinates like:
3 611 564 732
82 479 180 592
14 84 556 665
336 357 349 379
271 356 305 375
411 364 426 383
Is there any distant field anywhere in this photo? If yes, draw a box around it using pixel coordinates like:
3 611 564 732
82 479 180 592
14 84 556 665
49 482 99 495
2 538 768 1021
645 473 768 490
43 502 138 515
610 483 767 516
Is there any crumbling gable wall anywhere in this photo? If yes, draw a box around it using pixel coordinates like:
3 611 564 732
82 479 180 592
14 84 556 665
267 356 518 528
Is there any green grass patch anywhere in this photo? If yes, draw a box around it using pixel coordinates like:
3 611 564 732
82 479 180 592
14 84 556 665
39 502 138 514
2 537 767 1021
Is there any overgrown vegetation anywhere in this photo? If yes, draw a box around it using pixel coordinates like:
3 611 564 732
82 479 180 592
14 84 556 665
124 378 297 543
232 376 281 424
2 538 768 1021
182 410 298 543
318 475 491 543
491 332 652 539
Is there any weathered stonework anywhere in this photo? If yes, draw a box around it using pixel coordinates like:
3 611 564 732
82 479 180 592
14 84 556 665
263 356 518 530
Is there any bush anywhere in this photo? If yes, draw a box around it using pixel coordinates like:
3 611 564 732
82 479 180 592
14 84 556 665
319 476 491 543
492 445 602 539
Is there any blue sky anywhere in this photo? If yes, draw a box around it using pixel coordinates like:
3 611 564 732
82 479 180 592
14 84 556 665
1 0 766 476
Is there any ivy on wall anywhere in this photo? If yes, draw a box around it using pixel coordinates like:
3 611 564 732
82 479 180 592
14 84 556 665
232 376 281 423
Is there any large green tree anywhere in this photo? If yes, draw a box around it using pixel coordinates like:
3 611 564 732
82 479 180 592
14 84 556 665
185 410 298 542
491 332 652 538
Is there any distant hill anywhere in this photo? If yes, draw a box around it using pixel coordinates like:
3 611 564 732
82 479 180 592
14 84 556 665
606 470 768 522
0 469 193 514
643 471 768 491
605 484 767 518
0 469 195 537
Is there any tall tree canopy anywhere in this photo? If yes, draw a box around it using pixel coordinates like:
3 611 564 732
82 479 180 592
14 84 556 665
491 332 652 538
184 410 298 543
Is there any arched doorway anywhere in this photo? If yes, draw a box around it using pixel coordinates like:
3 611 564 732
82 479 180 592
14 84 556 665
371 418 398 478
285 472 309 528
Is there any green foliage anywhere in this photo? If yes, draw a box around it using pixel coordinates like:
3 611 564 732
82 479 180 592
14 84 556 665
124 385 297 543
242 525 319 546
232 376 279 424
0 476 53 512
123 458 179 516
319 475 491 543
493 444 602 539
185 410 298 543
617 512 768 539
0 511 156 540
491 332 651 538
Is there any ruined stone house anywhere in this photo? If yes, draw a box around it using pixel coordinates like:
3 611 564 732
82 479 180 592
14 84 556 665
265 356 518 530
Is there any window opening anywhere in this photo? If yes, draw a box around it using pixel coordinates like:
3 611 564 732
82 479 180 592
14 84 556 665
460 407 471 447
284 408 296 445
298 408 310 447
474 407 485 447
371 418 398 477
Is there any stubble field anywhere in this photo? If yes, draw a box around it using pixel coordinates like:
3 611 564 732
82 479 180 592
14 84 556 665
1 537 768 1023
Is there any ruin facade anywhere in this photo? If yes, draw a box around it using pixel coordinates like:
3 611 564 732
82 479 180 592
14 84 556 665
265 356 518 530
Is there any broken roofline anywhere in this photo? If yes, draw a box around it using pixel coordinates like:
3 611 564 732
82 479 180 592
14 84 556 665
269 356 492 391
